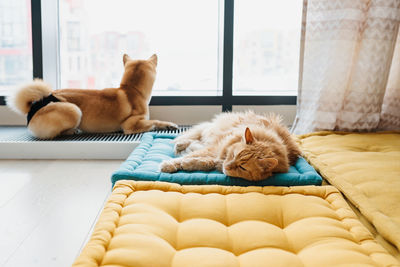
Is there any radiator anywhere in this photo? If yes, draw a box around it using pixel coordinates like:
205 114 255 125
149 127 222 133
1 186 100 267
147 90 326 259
0 126 190 159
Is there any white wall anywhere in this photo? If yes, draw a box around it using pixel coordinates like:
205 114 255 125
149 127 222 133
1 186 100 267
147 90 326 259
233 105 296 126
149 106 222 125
0 106 25 125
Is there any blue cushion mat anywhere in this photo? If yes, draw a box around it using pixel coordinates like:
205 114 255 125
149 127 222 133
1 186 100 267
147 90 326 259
111 132 322 187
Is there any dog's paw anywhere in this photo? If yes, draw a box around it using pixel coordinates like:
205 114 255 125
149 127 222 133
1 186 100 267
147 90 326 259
160 160 178 173
156 121 178 131
165 122 179 130
62 128 82 135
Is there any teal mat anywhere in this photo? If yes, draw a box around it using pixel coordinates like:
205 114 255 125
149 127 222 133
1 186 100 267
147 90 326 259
111 132 322 187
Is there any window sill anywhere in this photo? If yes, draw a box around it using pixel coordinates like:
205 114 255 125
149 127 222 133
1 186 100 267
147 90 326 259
0 103 297 127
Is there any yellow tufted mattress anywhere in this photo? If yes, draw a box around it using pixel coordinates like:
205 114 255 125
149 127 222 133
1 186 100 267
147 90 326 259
73 181 398 266
297 131 400 256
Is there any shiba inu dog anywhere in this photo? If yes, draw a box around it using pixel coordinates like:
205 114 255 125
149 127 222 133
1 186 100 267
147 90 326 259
7 54 178 139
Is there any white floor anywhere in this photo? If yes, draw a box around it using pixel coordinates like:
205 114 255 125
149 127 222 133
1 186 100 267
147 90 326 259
0 159 122 267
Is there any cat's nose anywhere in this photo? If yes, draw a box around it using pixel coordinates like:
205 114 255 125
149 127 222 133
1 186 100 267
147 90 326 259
222 163 233 175
224 162 233 170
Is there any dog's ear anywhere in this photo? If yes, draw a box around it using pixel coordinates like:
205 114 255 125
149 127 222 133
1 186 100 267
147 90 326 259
123 54 131 66
148 54 158 67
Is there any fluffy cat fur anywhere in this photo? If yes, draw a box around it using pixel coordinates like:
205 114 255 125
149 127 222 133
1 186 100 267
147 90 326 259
7 54 177 139
160 111 301 181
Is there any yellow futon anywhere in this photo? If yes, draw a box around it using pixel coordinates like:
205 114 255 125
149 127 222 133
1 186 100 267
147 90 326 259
73 181 398 266
297 131 400 259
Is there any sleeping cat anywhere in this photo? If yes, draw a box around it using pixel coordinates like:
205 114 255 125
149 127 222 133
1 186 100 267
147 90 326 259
160 111 301 181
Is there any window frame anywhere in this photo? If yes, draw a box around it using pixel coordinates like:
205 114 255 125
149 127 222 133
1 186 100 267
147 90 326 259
0 0 297 111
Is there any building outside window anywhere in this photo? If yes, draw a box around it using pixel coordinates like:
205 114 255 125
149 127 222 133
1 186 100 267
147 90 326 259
0 0 301 99
0 0 32 92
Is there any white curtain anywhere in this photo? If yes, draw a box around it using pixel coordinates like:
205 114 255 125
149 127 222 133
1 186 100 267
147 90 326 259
292 0 400 134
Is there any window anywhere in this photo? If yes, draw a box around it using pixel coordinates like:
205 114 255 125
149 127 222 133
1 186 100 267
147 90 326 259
0 0 32 92
0 0 300 109
59 0 221 96
233 0 302 95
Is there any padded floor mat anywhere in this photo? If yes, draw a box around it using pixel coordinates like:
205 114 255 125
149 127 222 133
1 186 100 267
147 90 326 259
73 181 398 267
112 132 322 187
298 131 400 252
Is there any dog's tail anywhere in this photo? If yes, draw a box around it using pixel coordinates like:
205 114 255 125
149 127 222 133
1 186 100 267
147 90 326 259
7 79 53 115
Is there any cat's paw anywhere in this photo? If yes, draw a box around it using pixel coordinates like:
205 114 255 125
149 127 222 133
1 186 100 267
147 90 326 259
174 140 191 154
181 158 216 171
160 160 178 173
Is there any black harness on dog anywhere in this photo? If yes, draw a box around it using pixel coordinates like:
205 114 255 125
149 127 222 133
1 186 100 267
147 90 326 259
27 94 61 125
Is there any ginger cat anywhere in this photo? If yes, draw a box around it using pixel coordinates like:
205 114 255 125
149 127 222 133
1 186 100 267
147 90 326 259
160 111 301 181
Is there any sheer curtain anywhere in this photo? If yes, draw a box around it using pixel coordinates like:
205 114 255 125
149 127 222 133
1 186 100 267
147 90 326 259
292 0 400 134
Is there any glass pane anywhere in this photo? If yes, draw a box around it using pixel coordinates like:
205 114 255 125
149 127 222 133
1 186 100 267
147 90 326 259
0 0 32 92
59 0 221 96
233 0 302 95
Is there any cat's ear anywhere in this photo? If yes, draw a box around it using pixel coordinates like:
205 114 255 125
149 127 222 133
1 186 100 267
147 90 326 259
259 158 278 171
244 127 254 144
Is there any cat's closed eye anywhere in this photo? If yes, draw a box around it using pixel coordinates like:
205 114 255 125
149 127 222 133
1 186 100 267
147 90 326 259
239 165 247 171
